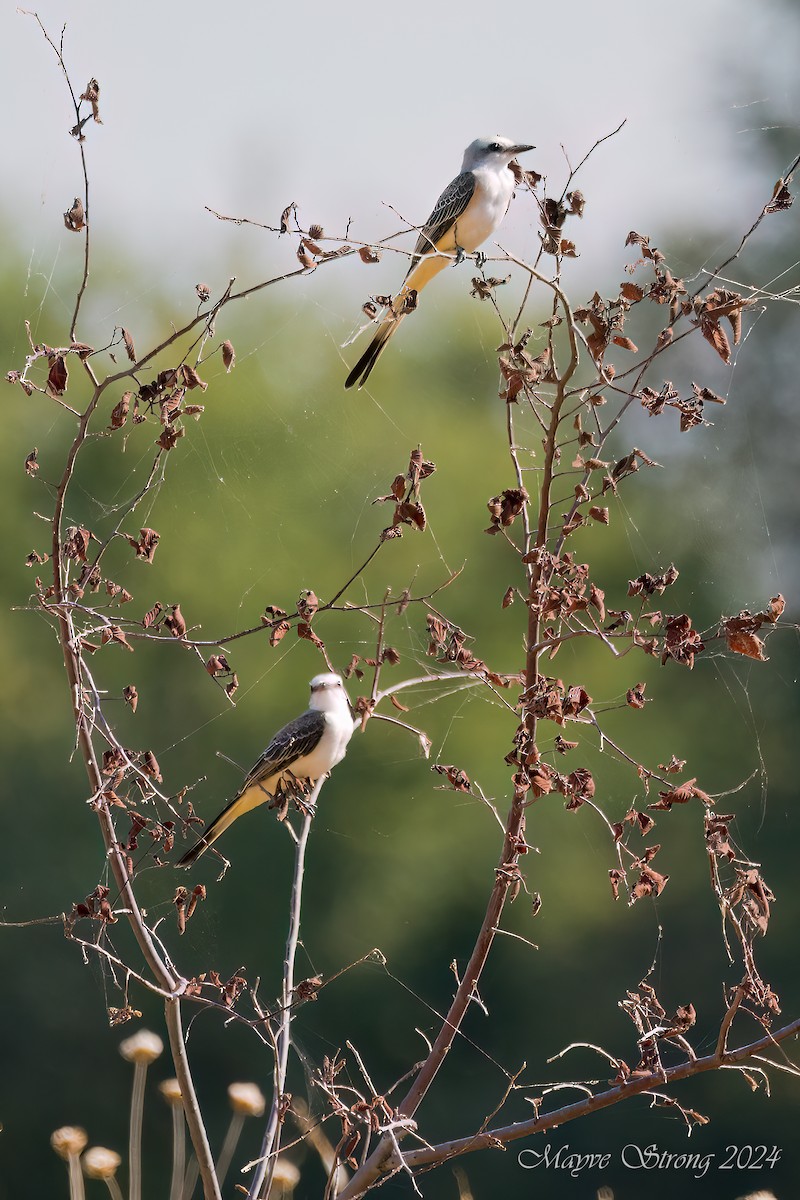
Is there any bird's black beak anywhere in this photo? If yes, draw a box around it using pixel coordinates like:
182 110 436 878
508 143 534 156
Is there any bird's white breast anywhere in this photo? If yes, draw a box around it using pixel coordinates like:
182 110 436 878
454 166 516 253
299 708 354 777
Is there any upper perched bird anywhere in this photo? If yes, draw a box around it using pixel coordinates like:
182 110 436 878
345 135 534 390
178 673 355 866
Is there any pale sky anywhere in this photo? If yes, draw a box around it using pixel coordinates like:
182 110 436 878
2 0 798 307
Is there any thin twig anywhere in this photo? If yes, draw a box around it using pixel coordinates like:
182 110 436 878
247 777 324 1200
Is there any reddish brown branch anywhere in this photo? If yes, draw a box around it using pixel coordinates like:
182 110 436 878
399 1014 800 1173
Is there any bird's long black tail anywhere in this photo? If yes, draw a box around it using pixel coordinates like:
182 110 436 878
177 798 240 867
344 318 399 390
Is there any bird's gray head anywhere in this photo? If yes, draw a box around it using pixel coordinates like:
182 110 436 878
309 672 348 712
461 135 534 173
310 672 344 692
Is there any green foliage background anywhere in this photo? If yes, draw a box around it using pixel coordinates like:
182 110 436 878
1 151 799 1200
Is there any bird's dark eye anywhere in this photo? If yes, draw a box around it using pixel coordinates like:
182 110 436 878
488 141 503 153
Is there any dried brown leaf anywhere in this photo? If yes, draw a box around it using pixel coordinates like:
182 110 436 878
122 328 137 363
431 763 472 792
109 392 132 430
726 630 767 661
164 604 187 639
142 750 162 782
181 364 207 391
765 178 794 214
279 202 296 234
620 282 644 302
47 355 69 397
63 197 85 233
102 624 133 652
128 528 160 563
79 78 102 123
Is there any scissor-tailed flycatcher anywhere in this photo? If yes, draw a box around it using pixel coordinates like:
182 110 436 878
345 135 534 390
178 673 355 865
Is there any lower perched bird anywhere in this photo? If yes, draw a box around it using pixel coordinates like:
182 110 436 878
178 673 355 866
345 134 534 390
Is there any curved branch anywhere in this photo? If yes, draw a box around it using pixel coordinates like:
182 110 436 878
400 1014 800 1171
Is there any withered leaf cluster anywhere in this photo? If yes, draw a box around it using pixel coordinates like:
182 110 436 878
520 677 592 729
373 448 435 537
705 811 782 1018
344 647 401 686
99 343 221 467
539 193 582 257
528 550 605 631
174 884 206 935
660 613 705 668
127 527 160 563
628 564 679 598
486 487 528 533
66 885 116 933
574 292 632 364
650 777 711 812
426 614 481 671
509 161 542 191
496 340 552 403
729 866 776 941
504 723 596 811
721 594 784 661
164 604 186 639
185 970 247 1010
618 981 697 1078
627 855 670 905
640 380 726 432
296 229 351 270
611 807 655 841
693 288 754 364
470 275 510 301
424 612 517 690
431 763 472 792
624 230 686 314
64 525 94 563
101 624 133 653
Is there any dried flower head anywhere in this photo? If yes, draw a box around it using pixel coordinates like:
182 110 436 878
119 1029 164 1064
272 1158 301 1187
51 1126 89 1159
158 1078 183 1106
82 1146 122 1179
227 1081 266 1117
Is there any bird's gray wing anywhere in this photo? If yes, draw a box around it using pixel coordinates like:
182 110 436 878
411 171 477 261
238 709 325 795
